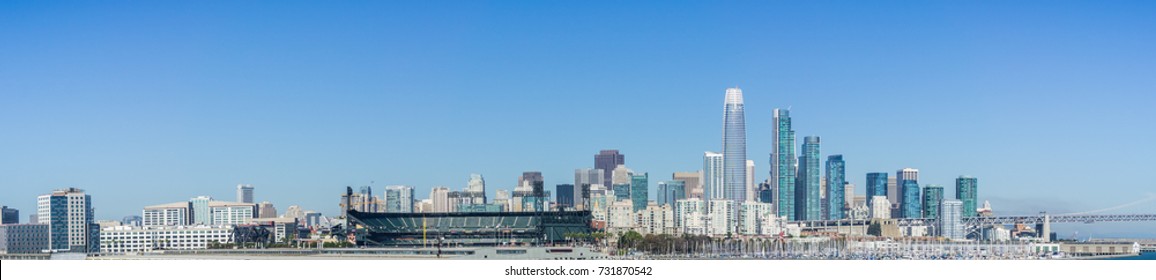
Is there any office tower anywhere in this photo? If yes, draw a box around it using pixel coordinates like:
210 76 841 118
745 160 755 202
757 180 774 204
142 202 191 226
795 136 821 221
613 184 632 201
631 173 649 212
190 196 212 225
772 108 797 219
825 155 846 220
611 165 633 186
1 206 17 224
870 196 891 220
467 174 487 205
703 152 724 200
939 199 965 240
575 169 604 210
346 186 380 213
519 172 543 188
956 176 979 217
555 184 575 210
209 201 256 225
431 187 452 213
37 188 97 253
595 150 625 187
866 173 888 199
843 183 855 213
258 201 277 218
384 185 415 213
887 176 898 210
658 180 686 206
897 168 919 218
673 171 702 200
902 180 921 218
922 185 945 220
722 87 748 203
236 184 254 204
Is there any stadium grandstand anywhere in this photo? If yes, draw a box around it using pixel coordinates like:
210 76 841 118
346 210 593 247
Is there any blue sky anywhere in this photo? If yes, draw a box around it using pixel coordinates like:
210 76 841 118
2 1 1154 237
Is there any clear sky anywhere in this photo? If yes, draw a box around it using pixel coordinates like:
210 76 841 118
2 1 1154 237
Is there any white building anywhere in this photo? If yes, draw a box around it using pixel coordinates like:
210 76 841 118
739 201 773 235
430 187 453 213
745 160 755 202
707 199 735 236
870 196 891 220
37 188 96 252
142 202 191 226
607 200 635 233
940 199 965 240
384 185 415 213
637 202 674 235
251 217 299 243
100 225 233 254
209 202 256 226
674 198 706 235
703 152 724 201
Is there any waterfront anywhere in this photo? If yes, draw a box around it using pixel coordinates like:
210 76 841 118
1106 252 1154 260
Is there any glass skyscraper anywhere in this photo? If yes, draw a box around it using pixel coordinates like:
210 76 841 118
796 136 821 221
773 109 797 220
922 185 944 220
866 172 888 200
956 176 978 218
722 87 747 203
825 155 846 220
595 150 625 187
631 173 649 212
658 180 686 206
902 180 921 218
556 184 575 210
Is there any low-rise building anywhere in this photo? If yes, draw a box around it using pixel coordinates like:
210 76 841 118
0 224 50 254
1061 242 1141 257
99 225 234 254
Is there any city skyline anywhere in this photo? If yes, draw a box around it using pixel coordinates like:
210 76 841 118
2 1 1155 238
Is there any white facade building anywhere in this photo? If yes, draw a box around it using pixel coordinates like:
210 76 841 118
142 202 191 226
707 199 735 236
739 201 774 235
940 199 965 240
703 152 724 201
674 198 706 235
637 202 674 235
607 200 635 233
209 202 256 226
100 225 233 254
870 196 891 220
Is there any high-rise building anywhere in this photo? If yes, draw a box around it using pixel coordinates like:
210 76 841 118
722 87 748 203
430 187 452 213
190 196 212 225
866 172 888 199
209 201 256 225
1 206 18 224
466 174 487 205
887 176 898 211
236 184 254 204
595 150 625 187
657 180 686 206
674 198 706 235
707 199 736 236
843 183 855 213
795 136 821 221
142 202 191 226
922 185 944 220
772 109 797 219
612 184 631 201
555 184 575 210
825 155 846 220
757 180 774 204
902 180 921 218
940 199 965 240
574 169 604 210
631 173 649 212
611 165 633 186
37 188 98 253
673 171 702 200
746 160 756 202
257 201 277 219
703 152 725 201
956 176 979 218
870 196 891 220
385 185 415 213
897 168 920 218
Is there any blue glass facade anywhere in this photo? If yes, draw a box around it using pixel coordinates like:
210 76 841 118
774 109 797 220
612 184 631 201
902 180 921 218
555 184 575 210
48 196 68 251
922 185 944 220
825 155 845 220
866 172 888 200
796 136 821 221
956 176 978 218
658 180 686 206
631 173 649 212
722 88 747 203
